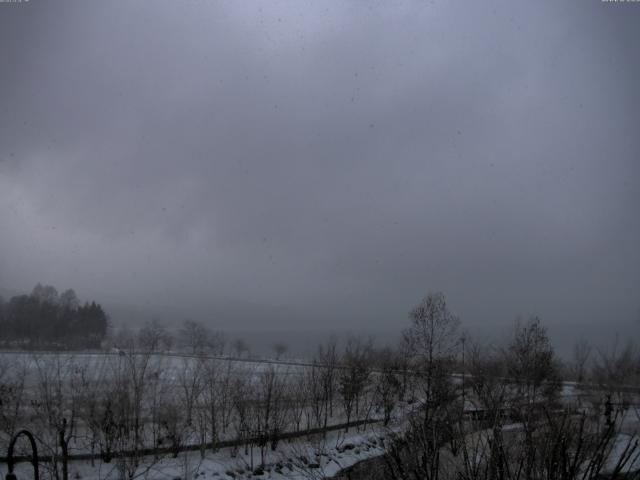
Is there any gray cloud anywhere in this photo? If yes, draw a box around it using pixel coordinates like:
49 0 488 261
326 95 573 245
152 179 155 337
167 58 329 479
1 0 638 346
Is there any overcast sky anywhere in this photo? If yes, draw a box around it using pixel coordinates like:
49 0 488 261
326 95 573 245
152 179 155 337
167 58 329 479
1 1 638 343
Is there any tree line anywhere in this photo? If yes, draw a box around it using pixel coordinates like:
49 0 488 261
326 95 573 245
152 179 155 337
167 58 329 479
0 291 638 480
0 284 108 349
371 292 640 480
0 337 398 479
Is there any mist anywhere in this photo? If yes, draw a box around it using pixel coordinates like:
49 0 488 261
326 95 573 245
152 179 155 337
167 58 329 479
1 0 639 355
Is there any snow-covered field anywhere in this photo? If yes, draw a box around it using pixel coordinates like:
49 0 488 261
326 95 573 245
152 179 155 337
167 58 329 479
2 352 640 479
0 351 399 479
0 422 389 480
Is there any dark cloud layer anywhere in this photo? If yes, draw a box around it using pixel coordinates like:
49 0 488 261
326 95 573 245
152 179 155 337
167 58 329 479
1 1 639 346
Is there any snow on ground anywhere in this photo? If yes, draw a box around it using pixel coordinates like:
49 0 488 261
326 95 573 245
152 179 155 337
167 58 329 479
605 432 640 474
3 353 639 479
0 424 388 480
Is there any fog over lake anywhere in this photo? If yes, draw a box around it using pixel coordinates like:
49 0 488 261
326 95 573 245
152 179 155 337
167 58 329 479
1 1 639 355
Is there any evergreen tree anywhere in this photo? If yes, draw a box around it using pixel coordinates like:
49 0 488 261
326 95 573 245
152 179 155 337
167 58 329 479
0 285 109 349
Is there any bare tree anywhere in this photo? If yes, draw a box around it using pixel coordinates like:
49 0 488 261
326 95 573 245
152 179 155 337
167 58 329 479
230 369 252 457
76 356 112 466
59 289 79 309
157 393 185 458
0 356 27 447
108 348 164 479
382 320 640 480
154 357 204 458
137 319 174 352
317 337 339 423
31 355 82 480
31 283 59 304
232 338 250 358
218 360 236 435
200 357 221 453
305 362 326 430
338 337 372 431
590 340 639 418
404 292 460 401
452 404 640 480
288 372 308 432
372 347 401 426
179 319 225 355
506 317 561 407
569 338 592 383
272 342 289 360
382 292 461 480
255 365 287 465
176 357 203 429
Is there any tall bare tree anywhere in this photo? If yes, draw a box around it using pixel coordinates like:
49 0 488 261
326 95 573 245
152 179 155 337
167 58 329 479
179 319 225 355
31 355 82 480
339 337 372 431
